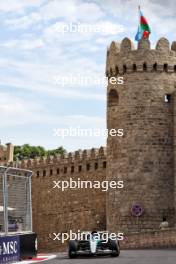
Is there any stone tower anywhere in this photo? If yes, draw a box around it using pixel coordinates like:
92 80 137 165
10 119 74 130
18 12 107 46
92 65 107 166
106 37 176 233
0 142 14 164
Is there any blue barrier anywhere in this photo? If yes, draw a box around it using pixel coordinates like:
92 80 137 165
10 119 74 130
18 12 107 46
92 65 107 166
0 235 20 263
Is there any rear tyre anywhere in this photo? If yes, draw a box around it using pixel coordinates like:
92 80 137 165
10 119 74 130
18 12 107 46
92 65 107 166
109 239 120 257
68 240 78 258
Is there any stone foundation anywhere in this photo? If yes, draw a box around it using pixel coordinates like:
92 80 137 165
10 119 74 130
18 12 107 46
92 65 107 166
121 228 176 249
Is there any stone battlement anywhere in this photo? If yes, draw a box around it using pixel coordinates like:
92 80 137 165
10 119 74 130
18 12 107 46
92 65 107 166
106 38 176 76
9 146 106 169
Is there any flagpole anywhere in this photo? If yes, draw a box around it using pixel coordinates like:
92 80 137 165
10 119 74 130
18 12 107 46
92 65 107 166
138 5 140 25
137 5 141 45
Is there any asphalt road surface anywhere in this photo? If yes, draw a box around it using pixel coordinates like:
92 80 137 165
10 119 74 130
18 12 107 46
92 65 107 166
46 249 176 264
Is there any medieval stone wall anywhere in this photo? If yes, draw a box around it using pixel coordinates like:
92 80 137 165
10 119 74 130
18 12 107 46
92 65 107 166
14 147 107 251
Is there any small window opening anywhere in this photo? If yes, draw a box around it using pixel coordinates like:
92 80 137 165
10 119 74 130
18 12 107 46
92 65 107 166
108 89 119 107
153 63 157 71
123 65 127 73
163 64 168 72
143 63 147 71
86 164 90 171
163 216 167 222
133 64 137 71
103 161 106 168
71 166 74 173
164 94 171 103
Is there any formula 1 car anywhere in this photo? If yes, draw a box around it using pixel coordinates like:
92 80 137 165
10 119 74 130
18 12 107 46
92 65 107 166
68 231 120 258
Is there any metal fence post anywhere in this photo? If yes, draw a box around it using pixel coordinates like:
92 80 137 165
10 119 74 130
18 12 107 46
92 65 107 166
3 171 8 234
29 175 33 232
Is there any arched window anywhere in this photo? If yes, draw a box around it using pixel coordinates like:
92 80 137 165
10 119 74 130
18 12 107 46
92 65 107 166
108 89 119 107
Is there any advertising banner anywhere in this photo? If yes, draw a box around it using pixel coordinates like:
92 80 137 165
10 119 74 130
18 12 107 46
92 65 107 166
0 236 20 263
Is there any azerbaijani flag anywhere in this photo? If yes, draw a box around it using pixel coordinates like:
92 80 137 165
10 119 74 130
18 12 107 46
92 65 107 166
135 7 151 41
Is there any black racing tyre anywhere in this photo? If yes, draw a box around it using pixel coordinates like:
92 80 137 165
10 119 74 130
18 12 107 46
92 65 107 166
109 239 120 257
68 240 78 258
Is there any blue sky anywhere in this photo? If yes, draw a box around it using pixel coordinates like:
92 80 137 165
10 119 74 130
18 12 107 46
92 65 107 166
0 0 176 151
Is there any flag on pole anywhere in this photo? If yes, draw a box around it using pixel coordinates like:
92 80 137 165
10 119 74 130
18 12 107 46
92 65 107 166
135 7 151 41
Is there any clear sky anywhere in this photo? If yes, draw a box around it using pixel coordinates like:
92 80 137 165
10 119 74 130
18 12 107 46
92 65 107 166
0 0 175 151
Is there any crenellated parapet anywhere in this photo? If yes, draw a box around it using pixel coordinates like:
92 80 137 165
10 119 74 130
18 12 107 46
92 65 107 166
106 37 176 76
7 147 107 176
